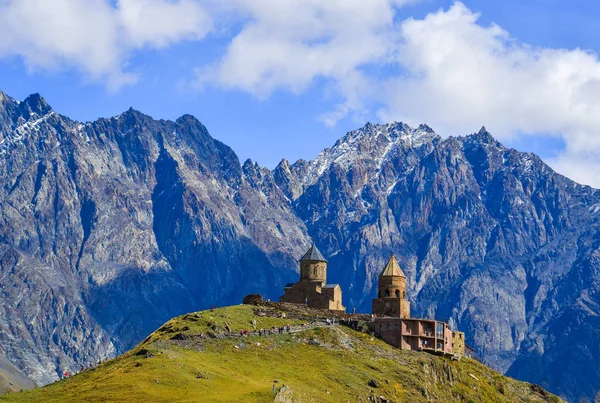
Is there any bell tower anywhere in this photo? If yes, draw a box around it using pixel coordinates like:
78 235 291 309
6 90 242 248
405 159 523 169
299 242 327 286
372 254 410 318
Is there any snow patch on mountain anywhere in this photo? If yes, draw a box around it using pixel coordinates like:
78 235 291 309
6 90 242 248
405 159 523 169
0 111 55 156
301 122 438 188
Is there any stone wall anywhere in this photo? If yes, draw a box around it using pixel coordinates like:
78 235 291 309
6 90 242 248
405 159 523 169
280 280 345 312
372 298 410 318
377 275 406 299
452 331 465 356
300 261 327 283
322 285 344 311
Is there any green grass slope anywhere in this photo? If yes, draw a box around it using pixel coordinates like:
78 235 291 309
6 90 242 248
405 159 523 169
0 304 564 403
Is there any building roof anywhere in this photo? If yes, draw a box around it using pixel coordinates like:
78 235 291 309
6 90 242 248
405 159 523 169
379 254 405 277
300 242 327 263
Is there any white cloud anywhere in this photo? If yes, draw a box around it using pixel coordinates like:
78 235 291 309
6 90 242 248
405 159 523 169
378 2 600 187
193 0 412 122
118 0 211 48
549 153 600 188
0 0 212 90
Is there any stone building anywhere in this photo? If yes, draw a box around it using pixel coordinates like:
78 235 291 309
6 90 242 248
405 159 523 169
372 255 410 318
452 330 465 356
371 254 461 356
279 243 345 312
374 317 454 354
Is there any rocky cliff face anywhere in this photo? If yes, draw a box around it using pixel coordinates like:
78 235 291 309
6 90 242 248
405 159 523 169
0 90 598 402
0 91 309 386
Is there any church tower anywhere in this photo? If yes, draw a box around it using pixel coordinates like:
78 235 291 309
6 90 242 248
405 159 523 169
372 254 410 318
299 242 328 285
280 241 345 312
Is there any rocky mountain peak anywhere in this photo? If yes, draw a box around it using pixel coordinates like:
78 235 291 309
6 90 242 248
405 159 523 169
20 93 53 118
468 125 499 145
276 158 291 172
242 158 263 176
417 123 435 134
298 121 440 189
175 113 201 126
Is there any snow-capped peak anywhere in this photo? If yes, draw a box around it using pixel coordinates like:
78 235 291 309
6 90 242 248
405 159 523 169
301 121 438 187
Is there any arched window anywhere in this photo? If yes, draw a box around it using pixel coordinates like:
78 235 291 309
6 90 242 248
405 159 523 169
395 290 400 298
386 323 391 332
313 267 316 276
378 290 383 298
385 289 390 297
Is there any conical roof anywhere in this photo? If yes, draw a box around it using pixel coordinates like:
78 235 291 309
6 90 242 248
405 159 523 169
300 242 327 263
380 254 405 277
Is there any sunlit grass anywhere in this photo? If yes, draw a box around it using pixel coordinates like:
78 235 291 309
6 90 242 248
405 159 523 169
0 304 563 403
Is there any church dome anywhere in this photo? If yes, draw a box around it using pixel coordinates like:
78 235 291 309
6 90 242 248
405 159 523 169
300 242 327 263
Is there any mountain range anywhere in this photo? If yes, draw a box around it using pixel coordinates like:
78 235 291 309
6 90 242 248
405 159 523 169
0 90 598 402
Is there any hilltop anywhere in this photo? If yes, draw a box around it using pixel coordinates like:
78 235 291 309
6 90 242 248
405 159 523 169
0 303 563 403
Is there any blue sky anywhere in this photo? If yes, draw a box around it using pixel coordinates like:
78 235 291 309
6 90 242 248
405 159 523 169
1 0 599 185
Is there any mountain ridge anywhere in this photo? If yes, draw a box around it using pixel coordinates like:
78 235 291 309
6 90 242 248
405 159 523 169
0 91 599 402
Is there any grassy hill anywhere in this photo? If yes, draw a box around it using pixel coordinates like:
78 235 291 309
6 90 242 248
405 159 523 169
0 303 563 403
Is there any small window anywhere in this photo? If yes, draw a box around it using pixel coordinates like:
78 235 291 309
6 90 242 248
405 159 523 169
395 290 400 298
386 323 391 332
385 289 390 297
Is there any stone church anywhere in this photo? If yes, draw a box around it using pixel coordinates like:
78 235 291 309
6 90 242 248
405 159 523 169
279 243 345 312
371 254 463 356
371 254 410 318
